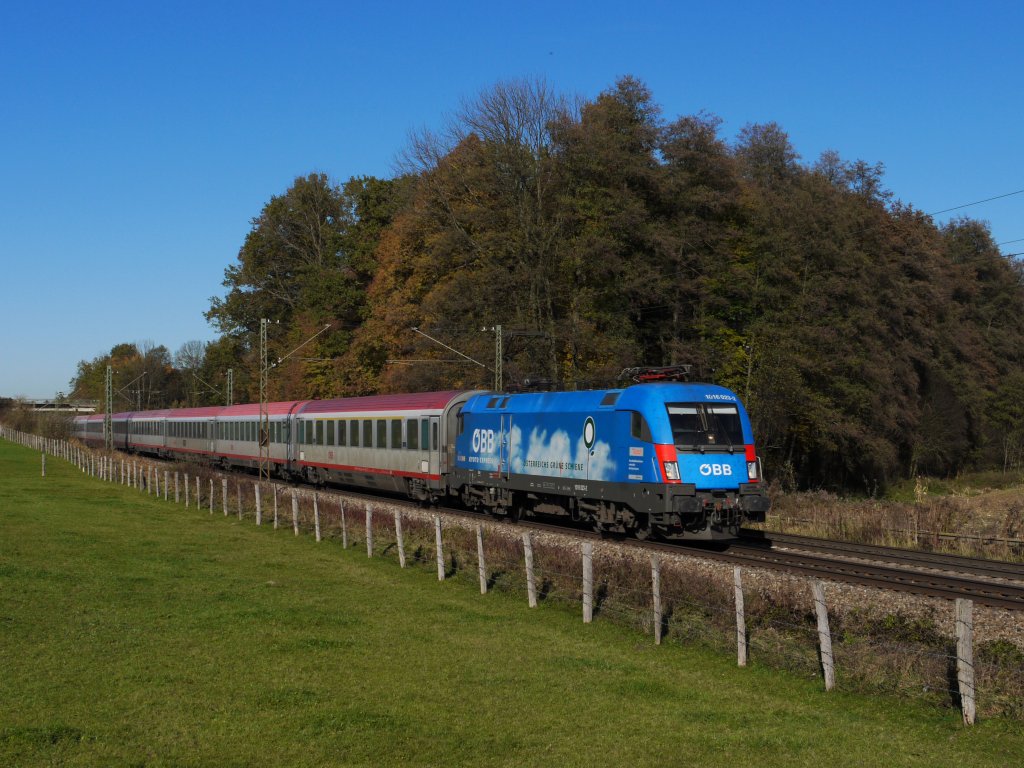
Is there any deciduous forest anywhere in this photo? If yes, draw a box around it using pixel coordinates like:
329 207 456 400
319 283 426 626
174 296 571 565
68 77 1024 491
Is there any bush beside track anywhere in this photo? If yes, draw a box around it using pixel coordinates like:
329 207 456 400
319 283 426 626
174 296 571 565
1 438 1023 766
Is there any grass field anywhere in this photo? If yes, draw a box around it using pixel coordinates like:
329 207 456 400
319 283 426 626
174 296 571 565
2 440 1023 767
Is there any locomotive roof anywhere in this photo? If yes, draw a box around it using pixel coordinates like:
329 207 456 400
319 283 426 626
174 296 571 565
465 382 742 413
299 391 469 415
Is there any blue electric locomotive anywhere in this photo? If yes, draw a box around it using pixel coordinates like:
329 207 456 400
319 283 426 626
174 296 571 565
451 382 769 540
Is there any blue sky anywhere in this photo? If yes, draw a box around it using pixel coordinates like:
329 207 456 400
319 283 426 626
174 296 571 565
1 1 1021 397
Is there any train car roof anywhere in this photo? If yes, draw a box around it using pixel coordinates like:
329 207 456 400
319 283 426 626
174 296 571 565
162 406 225 419
219 401 309 418
124 409 174 419
299 391 469 415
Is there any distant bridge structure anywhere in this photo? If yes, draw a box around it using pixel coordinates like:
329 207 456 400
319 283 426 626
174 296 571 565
21 399 98 414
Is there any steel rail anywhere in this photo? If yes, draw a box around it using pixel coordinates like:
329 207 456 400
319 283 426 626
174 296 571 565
739 529 1024 581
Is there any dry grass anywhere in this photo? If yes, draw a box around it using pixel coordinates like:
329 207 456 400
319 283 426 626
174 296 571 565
762 485 1024 561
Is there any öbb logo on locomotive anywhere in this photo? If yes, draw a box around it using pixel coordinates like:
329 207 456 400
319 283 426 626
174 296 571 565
699 463 733 477
73 380 770 541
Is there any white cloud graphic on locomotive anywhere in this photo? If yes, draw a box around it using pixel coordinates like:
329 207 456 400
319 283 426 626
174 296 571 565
507 425 617 481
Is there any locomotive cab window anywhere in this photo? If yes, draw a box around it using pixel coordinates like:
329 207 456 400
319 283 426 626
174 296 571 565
667 403 743 450
407 419 419 450
629 411 653 442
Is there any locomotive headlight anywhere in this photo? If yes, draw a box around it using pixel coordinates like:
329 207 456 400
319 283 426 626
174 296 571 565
663 461 680 481
747 460 760 482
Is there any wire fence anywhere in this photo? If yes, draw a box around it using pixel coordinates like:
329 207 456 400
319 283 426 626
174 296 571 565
6 425 1024 724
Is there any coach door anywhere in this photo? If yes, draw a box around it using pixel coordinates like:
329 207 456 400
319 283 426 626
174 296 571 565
429 415 440 477
208 419 216 452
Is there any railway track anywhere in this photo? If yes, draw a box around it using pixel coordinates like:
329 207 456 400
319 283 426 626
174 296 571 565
102 450 1024 611
362 493 1024 611
738 529 1024 581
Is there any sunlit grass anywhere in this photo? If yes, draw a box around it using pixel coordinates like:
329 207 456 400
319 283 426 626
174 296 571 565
1 439 1022 766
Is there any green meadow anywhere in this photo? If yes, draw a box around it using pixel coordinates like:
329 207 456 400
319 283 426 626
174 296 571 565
1 439 1021 767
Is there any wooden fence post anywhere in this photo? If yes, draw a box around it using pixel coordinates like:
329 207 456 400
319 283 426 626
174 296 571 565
956 598 977 725
121 459 124 484
273 486 279 529
734 566 747 667
195 476 200 509
175 472 180 504
395 511 406 568
339 499 347 547
222 479 228 516
41 453 46 477
812 580 835 691
435 515 445 581
148 466 152 495
365 505 372 556
652 555 662 645
314 493 322 542
523 532 537 608
476 525 486 594
163 471 169 501
582 542 594 623
209 479 214 513
236 483 242 520
291 492 299 536
255 484 262 526
185 474 190 507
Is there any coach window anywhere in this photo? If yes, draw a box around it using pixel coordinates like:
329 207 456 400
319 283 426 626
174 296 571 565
421 420 430 452
338 420 346 447
326 421 335 447
407 419 418 450
432 421 439 451
363 420 373 448
314 420 323 446
376 419 387 449
391 419 402 449
349 419 359 447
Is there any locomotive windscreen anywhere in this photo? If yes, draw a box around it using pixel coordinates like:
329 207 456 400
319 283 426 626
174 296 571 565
667 403 744 449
